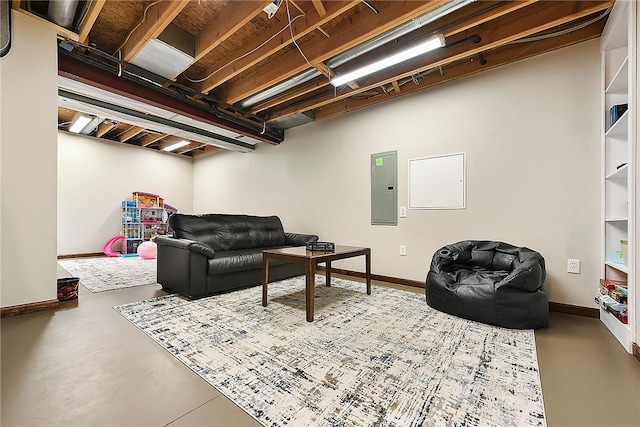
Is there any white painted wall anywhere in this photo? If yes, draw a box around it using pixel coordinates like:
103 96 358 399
57 132 194 255
0 12 58 307
194 40 601 308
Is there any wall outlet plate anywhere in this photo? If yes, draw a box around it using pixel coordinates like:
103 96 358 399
567 259 580 274
400 245 407 256
399 207 407 218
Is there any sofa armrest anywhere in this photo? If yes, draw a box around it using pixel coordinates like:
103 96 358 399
155 235 215 258
284 232 319 246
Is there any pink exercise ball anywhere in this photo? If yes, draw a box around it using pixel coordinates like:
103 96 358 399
137 241 157 259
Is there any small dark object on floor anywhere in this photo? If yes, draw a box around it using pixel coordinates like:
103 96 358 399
57 277 79 301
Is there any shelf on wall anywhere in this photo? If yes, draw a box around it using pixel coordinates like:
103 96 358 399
605 56 629 94
605 109 629 138
605 260 629 274
604 217 629 222
605 164 629 180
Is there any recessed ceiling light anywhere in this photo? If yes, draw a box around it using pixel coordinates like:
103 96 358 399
163 140 190 151
69 114 93 133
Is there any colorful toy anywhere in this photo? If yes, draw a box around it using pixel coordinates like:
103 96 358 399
137 241 157 259
103 235 125 257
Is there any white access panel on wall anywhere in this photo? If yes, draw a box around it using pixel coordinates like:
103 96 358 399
408 152 466 209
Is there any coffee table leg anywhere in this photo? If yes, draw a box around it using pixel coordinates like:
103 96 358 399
306 260 315 322
325 261 331 286
365 249 371 295
262 256 269 307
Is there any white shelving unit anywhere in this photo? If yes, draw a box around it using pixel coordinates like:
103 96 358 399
599 0 637 354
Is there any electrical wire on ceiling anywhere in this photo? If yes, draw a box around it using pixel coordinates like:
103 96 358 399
511 7 611 44
370 7 613 96
57 39 281 139
285 0 315 70
181 11 306 83
112 0 161 55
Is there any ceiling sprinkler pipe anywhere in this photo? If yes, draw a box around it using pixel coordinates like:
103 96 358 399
238 0 473 109
47 0 79 29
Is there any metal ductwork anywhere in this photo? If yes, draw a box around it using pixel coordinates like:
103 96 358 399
238 0 474 110
58 50 285 152
131 24 196 80
47 0 79 29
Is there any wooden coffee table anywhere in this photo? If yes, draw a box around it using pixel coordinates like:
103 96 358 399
262 245 371 322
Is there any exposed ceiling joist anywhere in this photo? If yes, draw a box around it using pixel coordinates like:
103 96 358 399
121 0 188 61
10 0 613 157
314 18 607 121
194 0 273 63
265 0 613 122
78 0 106 44
214 0 449 104
193 0 359 94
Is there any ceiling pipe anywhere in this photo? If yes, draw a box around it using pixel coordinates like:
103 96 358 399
47 0 79 29
58 49 284 147
58 48 284 143
238 0 474 109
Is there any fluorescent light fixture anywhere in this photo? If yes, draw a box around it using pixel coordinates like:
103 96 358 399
69 114 93 133
163 140 190 152
330 34 445 87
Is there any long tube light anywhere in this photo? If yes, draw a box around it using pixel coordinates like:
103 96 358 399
163 140 190 151
330 34 445 87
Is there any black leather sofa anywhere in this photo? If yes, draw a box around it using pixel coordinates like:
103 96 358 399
426 240 548 329
156 213 318 299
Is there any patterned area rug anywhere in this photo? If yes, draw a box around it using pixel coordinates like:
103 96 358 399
58 257 157 293
115 276 546 427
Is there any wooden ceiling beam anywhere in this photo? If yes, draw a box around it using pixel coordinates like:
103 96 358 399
194 0 273 63
139 132 168 147
439 0 537 36
195 0 358 93
120 0 188 61
118 126 145 142
191 145 221 157
311 0 326 17
251 0 537 113
265 0 613 121
214 0 448 104
78 0 106 44
315 19 606 121
96 120 117 138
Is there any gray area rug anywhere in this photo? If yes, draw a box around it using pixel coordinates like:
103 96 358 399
115 276 546 427
58 257 157 293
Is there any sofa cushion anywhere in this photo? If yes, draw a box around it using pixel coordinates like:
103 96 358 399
207 248 289 275
170 213 286 251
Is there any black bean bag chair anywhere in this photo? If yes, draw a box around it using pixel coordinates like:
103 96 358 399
426 240 548 329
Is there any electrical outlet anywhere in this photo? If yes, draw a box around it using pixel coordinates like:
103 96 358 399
399 207 407 218
400 245 407 256
567 259 580 274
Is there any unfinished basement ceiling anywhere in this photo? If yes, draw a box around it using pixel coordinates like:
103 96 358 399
13 0 614 157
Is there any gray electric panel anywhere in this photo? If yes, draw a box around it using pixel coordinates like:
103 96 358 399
371 151 397 225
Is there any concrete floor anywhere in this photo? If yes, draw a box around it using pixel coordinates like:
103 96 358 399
1 268 639 426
